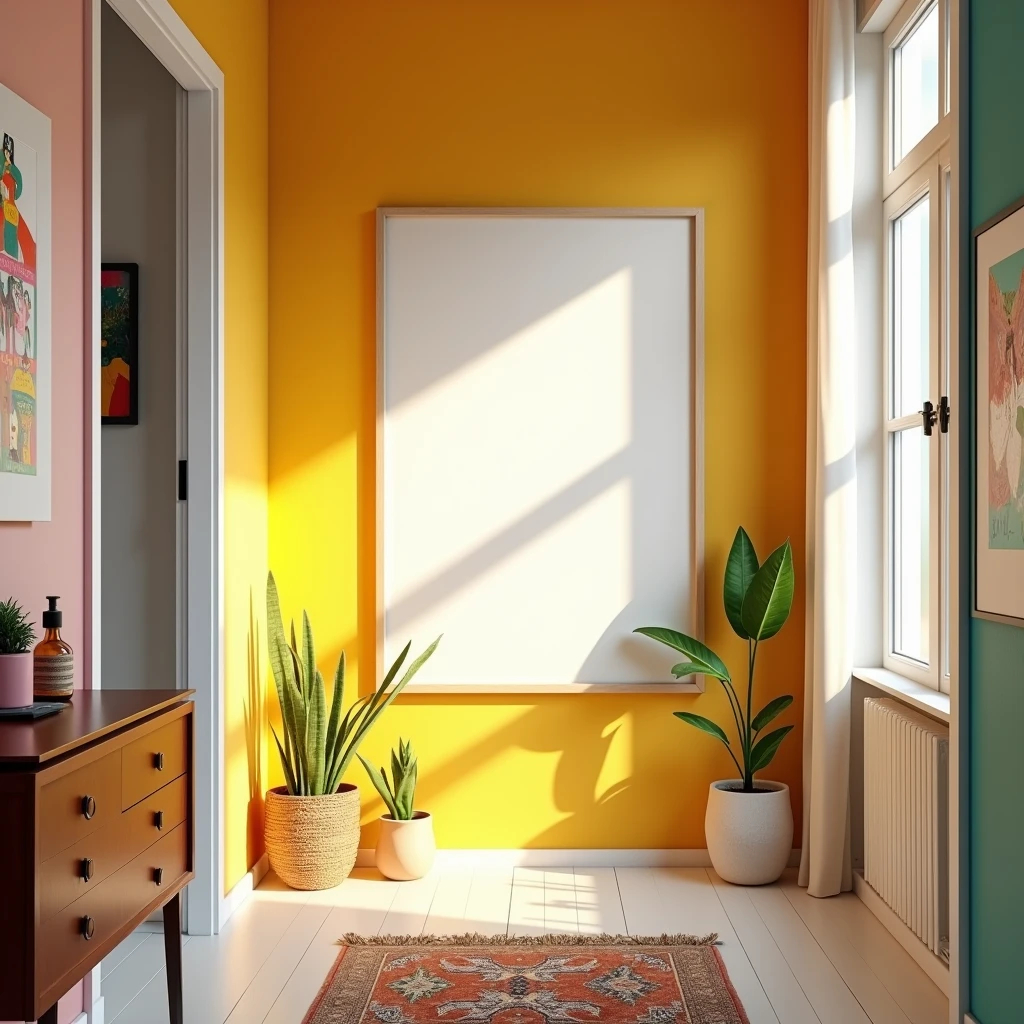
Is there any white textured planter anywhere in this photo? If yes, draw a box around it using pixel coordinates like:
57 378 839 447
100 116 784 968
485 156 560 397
375 811 436 880
0 653 33 709
705 780 793 885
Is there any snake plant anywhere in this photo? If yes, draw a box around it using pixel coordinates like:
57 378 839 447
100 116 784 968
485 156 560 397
358 738 419 820
635 527 796 793
267 572 440 797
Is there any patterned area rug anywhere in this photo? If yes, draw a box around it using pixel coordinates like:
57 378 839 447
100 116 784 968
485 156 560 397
302 933 748 1024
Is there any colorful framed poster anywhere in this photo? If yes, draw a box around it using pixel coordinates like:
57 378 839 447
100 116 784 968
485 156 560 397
100 263 139 425
0 83 51 522
976 195 1024 623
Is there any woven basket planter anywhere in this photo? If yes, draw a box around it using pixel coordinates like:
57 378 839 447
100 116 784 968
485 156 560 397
264 783 360 890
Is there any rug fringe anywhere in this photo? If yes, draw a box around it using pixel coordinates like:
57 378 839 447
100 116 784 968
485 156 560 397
341 931 720 947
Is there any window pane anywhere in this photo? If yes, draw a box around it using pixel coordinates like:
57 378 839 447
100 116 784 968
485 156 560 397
892 195 930 418
893 426 930 663
895 4 939 162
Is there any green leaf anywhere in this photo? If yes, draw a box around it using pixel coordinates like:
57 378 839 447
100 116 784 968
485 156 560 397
634 627 731 682
357 754 400 818
749 725 794 774
324 652 345 783
306 669 327 794
301 611 316 704
672 711 731 746
751 695 794 733
670 663 706 679
270 723 297 795
724 527 759 639
740 540 795 641
394 760 417 819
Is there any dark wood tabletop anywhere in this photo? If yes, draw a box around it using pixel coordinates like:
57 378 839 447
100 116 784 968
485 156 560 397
0 689 195 765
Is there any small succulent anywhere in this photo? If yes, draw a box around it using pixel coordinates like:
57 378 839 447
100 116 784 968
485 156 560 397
0 598 35 655
359 738 419 820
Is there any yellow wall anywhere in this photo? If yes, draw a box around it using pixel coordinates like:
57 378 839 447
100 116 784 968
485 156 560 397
268 0 808 849
168 0 270 891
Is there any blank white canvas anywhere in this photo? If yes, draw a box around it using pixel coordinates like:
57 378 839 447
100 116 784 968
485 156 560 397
381 212 701 690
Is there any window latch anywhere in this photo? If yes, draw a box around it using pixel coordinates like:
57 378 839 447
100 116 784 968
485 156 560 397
921 400 937 436
939 395 951 434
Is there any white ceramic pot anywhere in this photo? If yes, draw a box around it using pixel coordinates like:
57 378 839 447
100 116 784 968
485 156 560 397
375 811 436 880
0 653 33 709
705 780 793 885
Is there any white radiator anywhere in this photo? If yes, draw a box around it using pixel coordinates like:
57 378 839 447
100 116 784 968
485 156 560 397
863 697 949 959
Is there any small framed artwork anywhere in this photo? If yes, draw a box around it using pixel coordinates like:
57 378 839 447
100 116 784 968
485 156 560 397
976 195 1024 624
101 262 138 425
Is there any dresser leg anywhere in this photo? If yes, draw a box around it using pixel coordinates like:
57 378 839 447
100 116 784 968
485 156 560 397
163 891 184 1024
38 1004 58 1024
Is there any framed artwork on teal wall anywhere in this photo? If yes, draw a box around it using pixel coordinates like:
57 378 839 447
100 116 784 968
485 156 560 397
975 194 1024 624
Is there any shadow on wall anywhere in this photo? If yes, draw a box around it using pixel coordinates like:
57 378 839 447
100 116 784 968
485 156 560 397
244 591 266 867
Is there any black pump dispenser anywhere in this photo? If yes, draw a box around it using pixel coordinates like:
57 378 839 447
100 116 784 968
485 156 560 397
42 596 62 629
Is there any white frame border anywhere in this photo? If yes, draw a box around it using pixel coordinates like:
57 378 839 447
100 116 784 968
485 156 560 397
375 206 706 695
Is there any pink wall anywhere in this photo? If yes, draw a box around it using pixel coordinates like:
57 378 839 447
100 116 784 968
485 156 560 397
3 3 87 1021
1 1 86 654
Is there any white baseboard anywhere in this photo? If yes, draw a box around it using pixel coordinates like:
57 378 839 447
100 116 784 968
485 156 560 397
355 848 802 869
964 1015 981 1024
219 852 270 929
85 962 104 1024
853 870 949 996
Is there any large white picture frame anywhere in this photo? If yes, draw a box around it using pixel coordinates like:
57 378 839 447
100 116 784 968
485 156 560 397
377 208 705 693
0 82 51 522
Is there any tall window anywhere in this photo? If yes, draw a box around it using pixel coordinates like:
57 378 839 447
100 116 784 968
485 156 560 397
884 0 951 692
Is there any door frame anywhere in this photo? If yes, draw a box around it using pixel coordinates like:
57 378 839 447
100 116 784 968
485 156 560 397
86 0 225 975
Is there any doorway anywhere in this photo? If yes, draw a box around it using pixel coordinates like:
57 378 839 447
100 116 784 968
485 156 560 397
87 0 225 990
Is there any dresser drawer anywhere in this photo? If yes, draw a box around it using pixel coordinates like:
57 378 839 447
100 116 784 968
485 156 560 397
40 817 128 921
118 821 188 910
39 823 188 998
121 715 188 809
123 774 188 857
39 750 121 861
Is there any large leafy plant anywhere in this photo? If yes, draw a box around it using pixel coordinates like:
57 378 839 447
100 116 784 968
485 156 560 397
267 572 440 797
635 527 795 792
0 598 35 655
359 738 419 820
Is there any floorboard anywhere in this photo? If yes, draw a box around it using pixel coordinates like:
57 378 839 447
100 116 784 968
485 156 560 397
100 859 948 1024
463 864 513 935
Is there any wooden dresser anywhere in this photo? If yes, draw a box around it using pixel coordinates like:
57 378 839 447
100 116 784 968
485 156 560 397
0 690 194 1024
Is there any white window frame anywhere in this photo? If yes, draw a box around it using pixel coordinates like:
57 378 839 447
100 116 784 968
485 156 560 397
882 0 951 693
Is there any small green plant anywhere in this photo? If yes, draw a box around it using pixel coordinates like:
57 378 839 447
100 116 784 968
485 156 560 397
635 527 796 793
267 572 440 797
0 598 35 655
359 738 419 820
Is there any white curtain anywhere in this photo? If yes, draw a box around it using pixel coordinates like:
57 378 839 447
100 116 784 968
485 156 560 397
799 0 857 898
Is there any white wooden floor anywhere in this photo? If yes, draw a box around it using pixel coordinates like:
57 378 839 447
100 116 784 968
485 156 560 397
100 865 948 1024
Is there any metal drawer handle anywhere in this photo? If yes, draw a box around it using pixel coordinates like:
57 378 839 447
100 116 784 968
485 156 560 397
81 795 96 820
80 857 94 882
155 752 165 771
154 867 164 886
154 810 165 831
80 915 95 940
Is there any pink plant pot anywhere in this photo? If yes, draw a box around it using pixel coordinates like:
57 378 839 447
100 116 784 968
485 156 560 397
0 653 33 708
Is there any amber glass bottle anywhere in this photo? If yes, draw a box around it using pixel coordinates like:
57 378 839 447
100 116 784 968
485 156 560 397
33 596 74 701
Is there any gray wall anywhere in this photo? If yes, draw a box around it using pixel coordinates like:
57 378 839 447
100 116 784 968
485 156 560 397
101 3 180 689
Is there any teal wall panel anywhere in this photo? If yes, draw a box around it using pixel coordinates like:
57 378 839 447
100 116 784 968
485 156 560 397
970 1 1024 1019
